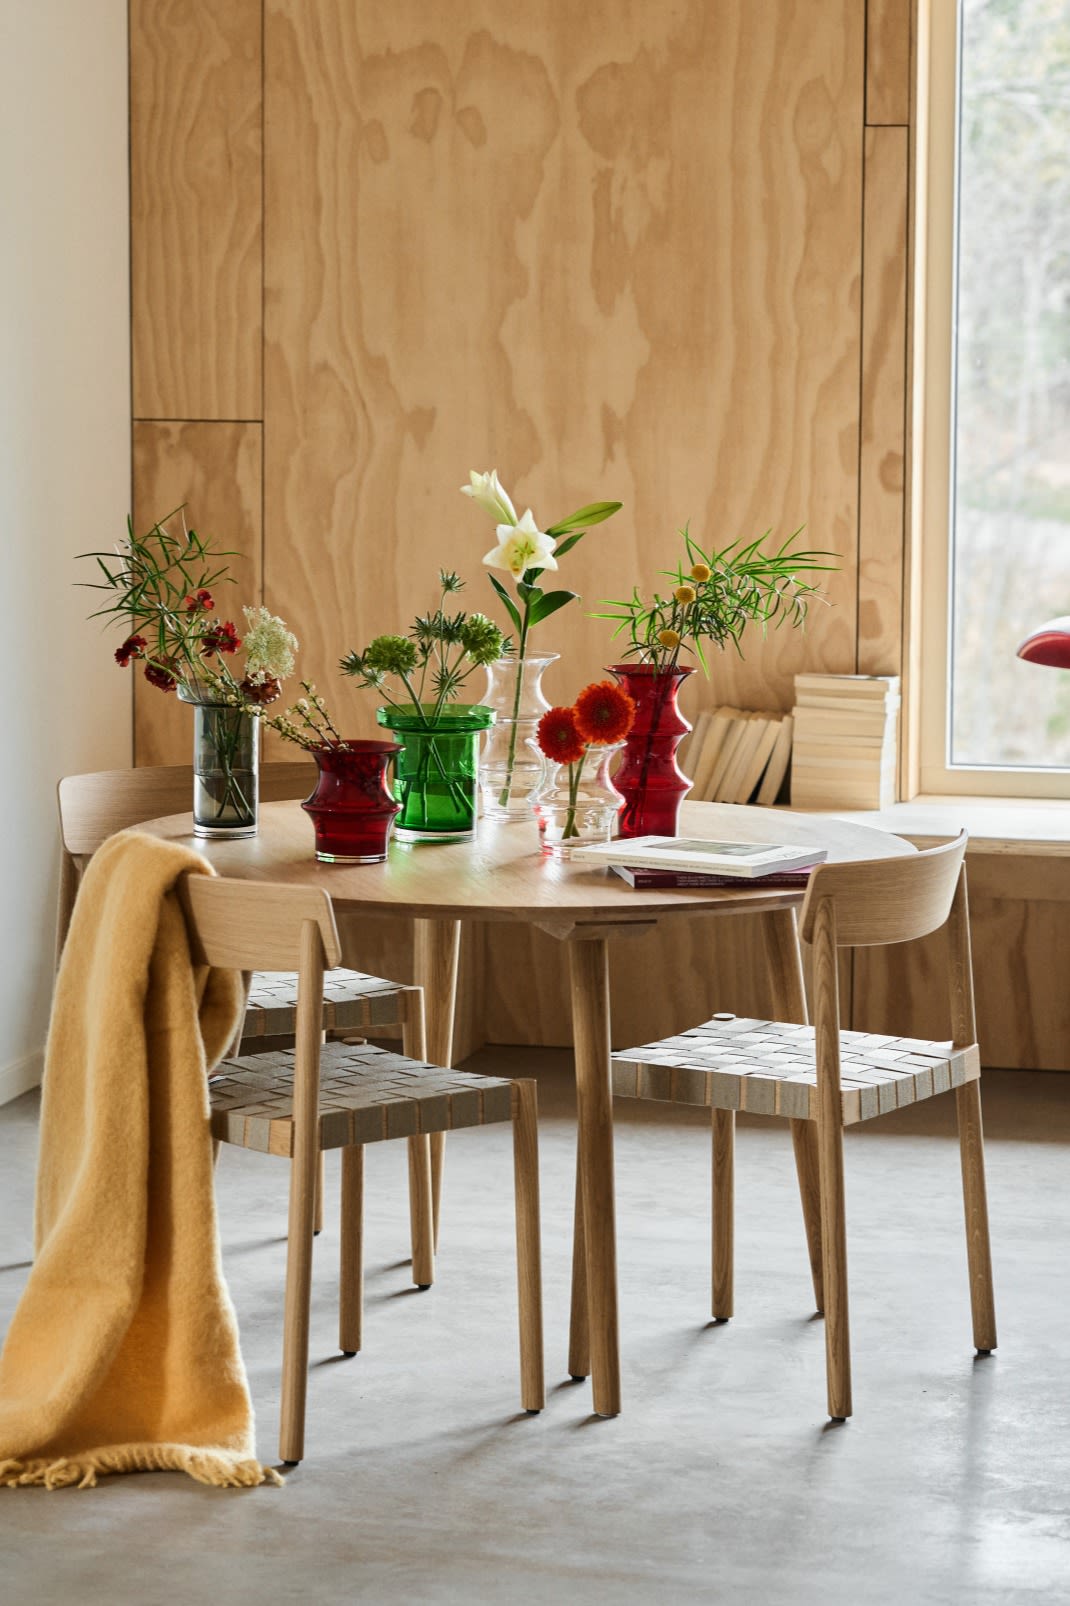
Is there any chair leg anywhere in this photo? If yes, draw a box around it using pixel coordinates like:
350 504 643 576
759 909 825 1312
568 1155 590 1381
512 1079 544 1412
407 1136 435 1288
314 1152 325 1236
279 1140 319 1464
402 997 435 1287
430 1132 445 1251
339 1145 364 1355
956 1079 997 1352
712 1108 734 1320
816 1113 852 1420
791 1120 825 1313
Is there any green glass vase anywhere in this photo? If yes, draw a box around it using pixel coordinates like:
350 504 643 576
376 704 495 843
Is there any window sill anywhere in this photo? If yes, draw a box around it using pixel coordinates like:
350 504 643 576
788 794 1070 855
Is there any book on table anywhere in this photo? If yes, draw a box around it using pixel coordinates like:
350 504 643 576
610 864 817 889
570 835 827 878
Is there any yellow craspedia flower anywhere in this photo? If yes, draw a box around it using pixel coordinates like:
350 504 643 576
689 562 711 583
657 628 681 649
673 584 697 605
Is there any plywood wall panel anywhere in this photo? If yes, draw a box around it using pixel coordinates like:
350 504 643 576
857 126 908 675
132 421 262 764
263 0 865 739
131 0 262 420
866 0 911 124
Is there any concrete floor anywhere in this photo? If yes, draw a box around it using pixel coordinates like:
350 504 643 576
2 1053 1069 1605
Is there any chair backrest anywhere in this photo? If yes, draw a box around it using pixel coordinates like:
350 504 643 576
179 874 341 973
57 760 316 856
799 831 969 949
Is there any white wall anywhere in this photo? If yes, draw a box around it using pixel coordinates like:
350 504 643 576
0 1 131 1102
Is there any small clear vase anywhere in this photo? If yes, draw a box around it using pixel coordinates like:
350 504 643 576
479 653 558 819
178 686 258 838
531 741 625 859
377 704 495 843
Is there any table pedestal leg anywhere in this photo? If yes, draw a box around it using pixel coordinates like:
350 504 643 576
760 908 825 1313
568 936 621 1417
413 918 460 1253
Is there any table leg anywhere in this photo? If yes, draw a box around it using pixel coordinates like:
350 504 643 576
568 936 621 1417
413 918 461 1251
760 908 825 1313
568 1160 590 1379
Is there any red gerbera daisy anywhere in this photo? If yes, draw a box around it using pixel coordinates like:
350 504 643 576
114 634 147 668
184 589 214 612
144 659 178 693
537 706 586 766
573 680 635 745
201 620 242 655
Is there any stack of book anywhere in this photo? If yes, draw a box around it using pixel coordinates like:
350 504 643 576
571 835 825 891
790 674 900 808
682 706 794 806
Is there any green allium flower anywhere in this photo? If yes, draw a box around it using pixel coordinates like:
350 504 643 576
460 612 506 666
362 634 418 677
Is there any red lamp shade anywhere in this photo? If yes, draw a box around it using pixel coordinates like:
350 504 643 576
1016 617 1070 669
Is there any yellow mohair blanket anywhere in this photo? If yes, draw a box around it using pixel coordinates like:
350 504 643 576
0 830 280 1489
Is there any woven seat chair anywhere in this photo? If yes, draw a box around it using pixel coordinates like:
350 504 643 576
56 764 434 1272
180 873 542 1463
611 831 996 1420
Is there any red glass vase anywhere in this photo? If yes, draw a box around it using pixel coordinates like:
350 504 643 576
609 663 694 839
301 740 401 863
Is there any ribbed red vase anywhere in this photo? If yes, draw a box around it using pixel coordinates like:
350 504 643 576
608 663 694 839
301 740 401 863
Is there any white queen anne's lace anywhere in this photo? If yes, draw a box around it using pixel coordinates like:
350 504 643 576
242 606 298 685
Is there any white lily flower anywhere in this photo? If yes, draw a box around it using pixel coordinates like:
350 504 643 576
461 468 517 526
482 508 558 579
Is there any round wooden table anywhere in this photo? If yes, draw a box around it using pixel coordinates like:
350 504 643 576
139 797 913 1417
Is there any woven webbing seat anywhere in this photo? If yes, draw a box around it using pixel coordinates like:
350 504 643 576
613 1015 980 1125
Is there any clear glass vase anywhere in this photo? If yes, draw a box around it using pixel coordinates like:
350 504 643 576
178 687 258 838
377 704 495 843
479 653 558 820
531 741 625 859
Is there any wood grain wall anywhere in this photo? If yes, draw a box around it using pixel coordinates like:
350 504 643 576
127 2 1069 1069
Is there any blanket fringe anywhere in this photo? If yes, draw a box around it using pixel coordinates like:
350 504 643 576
0 1446 283 1490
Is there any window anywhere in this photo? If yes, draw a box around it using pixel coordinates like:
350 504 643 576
920 0 1070 797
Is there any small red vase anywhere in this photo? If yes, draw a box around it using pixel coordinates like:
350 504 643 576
301 740 401 863
608 663 694 839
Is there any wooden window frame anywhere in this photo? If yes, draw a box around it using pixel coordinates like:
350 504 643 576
912 0 1070 800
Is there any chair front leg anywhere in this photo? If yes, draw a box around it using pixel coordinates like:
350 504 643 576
956 1079 997 1352
339 1145 364 1355
279 1135 320 1464
816 1110 852 1421
712 1108 734 1320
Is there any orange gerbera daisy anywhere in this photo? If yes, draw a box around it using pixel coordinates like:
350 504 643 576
537 706 586 766
573 680 635 745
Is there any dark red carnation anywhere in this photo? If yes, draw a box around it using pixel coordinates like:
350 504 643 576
114 634 147 668
144 659 178 693
201 620 242 655
239 674 282 706
574 680 636 745
537 705 586 766
184 589 214 612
